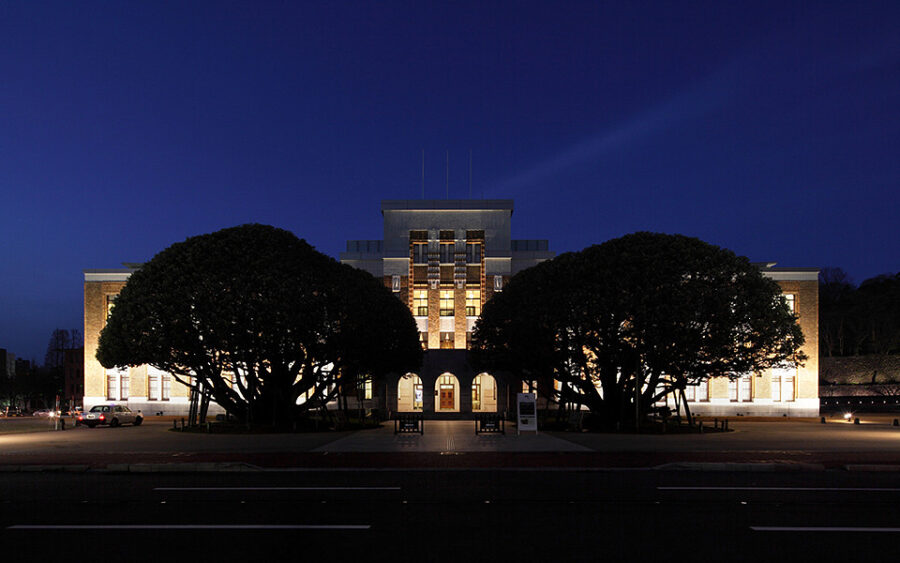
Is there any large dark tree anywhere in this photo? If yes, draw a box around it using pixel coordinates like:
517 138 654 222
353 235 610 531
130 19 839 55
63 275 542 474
472 232 806 428
97 224 421 428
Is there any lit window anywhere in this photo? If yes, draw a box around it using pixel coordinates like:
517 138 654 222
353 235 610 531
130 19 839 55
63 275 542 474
784 294 795 313
148 374 159 401
465 289 481 316
419 332 427 349
772 367 796 402
440 290 454 316
106 295 118 320
685 381 708 402
740 375 751 402
363 379 372 400
107 372 118 401
440 332 454 349
413 289 428 316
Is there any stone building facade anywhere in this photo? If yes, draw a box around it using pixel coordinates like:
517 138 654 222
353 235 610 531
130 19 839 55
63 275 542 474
82 199 818 418
673 265 820 417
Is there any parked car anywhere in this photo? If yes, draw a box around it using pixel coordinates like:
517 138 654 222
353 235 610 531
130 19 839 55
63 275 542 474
33 409 54 417
2 407 25 417
78 405 143 428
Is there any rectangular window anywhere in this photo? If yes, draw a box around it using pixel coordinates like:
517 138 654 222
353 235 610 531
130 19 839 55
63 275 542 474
522 380 537 394
440 332 454 349
772 367 796 402
729 379 738 402
363 379 373 400
697 380 708 401
439 243 454 264
161 375 171 401
413 289 428 316
107 372 118 400
466 242 482 264
440 290 454 316
106 295 118 320
413 243 427 264
740 375 751 402
784 293 796 313
120 373 129 400
685 381 708 402
465 289 481 316
148 374 159 401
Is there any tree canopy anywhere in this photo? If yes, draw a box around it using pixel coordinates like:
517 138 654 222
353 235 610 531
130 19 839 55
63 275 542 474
472 232 805 428
819 268 900 357
97 224 421 428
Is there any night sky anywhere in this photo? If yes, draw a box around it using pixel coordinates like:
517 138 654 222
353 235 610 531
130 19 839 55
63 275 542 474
1 1 898 362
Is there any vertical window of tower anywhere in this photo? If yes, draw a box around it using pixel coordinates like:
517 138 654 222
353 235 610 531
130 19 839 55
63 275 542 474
440 290 454 316
413 243 427 264
466 289 481 316
466 242 481 264
413 289 428 316
439 243 454 264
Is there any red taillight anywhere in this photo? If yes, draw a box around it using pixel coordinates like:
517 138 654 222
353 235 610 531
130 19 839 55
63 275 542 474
77 415 83 421
99 414 105 421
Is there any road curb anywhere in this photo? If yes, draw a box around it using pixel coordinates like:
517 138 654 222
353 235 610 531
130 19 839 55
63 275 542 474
844 464 900 472
102 462 263 473
653 462 826 472
0 465 90 472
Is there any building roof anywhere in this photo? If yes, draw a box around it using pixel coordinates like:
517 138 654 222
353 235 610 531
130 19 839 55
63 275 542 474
381 200 514 214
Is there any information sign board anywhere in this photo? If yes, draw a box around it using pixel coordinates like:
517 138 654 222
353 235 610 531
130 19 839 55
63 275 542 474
517 392 537 434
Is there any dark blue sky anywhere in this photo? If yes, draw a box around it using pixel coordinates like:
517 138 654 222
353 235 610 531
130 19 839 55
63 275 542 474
1 1 898 362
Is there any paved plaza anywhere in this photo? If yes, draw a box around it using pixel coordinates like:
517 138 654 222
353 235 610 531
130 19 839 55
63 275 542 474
5 416 900 469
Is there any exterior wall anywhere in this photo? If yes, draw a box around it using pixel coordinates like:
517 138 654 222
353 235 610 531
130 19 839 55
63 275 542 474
83 270 201 415
678 269 820 417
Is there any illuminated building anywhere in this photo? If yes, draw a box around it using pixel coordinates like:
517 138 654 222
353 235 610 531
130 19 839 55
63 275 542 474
82 199 818 418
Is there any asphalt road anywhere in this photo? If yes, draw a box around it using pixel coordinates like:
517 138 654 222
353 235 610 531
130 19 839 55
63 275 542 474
3 469 900 561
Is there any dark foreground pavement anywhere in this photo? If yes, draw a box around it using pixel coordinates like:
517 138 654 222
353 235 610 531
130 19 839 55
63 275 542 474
4 468 900 562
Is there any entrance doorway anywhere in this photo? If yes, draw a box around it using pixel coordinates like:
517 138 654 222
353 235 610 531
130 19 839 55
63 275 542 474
435 373 459 412
439 386 454 409
397 374 423 412
472 373 498 412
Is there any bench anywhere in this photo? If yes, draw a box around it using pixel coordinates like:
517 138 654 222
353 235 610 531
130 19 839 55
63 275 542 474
394 413 424 435
475 413 505 435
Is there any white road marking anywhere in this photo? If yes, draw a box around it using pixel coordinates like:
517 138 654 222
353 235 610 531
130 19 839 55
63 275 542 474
659 487 900 492
752 527 900 533
153 486 400 491
8 524 370 530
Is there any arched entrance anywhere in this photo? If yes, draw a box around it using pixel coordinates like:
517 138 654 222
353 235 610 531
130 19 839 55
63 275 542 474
435 373 460 412
397 373 423 412
472 373 498 412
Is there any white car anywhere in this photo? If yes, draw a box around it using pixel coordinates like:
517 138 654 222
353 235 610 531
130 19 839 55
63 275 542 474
78 405 143 428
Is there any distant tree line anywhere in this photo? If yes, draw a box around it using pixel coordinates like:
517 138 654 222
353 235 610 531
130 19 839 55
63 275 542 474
819 268 900 357
0 328 82 411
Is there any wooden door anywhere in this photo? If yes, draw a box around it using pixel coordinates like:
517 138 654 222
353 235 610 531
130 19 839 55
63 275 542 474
439 387 454 410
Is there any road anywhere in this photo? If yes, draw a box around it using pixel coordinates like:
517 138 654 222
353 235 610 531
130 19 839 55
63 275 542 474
3 469 900 561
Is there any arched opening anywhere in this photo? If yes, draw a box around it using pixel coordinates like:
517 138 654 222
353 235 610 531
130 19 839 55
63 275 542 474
435 373 460 412
397 373 423 412
472 373 498 412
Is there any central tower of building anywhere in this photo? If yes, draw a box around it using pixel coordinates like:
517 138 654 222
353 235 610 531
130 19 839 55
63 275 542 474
340 199 554 416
